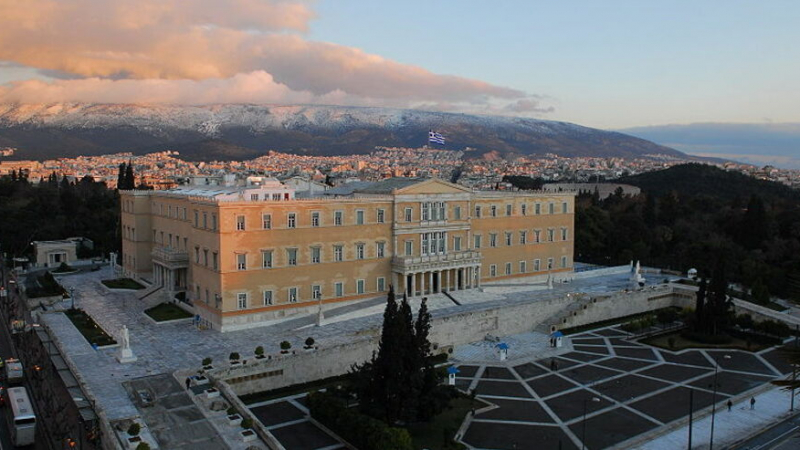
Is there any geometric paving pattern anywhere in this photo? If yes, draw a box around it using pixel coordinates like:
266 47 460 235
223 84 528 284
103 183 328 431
457 326 785 450
248 394 345 450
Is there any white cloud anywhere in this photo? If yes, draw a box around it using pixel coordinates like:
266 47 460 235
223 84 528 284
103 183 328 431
0 0 546 113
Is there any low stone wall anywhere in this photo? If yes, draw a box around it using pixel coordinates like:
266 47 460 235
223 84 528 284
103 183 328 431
555 285 696 331
211 285 695 397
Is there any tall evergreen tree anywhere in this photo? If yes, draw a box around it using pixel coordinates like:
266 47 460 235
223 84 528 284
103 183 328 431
414 299 440 421
740 196 769 249
117 163 126 189
706 258 733 336
694 277 707 333
352 288 452 425
124 163 135 190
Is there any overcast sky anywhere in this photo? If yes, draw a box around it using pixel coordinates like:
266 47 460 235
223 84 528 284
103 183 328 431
0 0 798 130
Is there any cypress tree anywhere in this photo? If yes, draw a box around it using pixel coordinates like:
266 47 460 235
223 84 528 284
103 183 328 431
694 277 707 333
117 163 126 189
414 299 439 421
396 294 419 422
707 259 732 336
124 163 135 190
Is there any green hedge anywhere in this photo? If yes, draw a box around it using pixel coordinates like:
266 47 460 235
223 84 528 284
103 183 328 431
680 331 733 345
307 391 413 450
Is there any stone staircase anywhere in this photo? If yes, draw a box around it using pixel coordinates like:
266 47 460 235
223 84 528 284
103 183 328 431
136 284 168 308
534 294 596 334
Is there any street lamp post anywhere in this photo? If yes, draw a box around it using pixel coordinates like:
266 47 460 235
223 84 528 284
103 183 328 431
792 325 798 412
687 388 694 450
581 397 600 450
709 355 731 450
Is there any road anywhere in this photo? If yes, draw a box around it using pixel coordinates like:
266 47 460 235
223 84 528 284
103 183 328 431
733 413 800 450
0 264 43 450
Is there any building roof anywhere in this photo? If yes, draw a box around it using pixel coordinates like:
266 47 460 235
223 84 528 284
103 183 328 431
321 181 376 196
353 177 429 194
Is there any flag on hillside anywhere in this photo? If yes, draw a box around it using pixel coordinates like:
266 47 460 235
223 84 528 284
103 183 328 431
428 130 445 145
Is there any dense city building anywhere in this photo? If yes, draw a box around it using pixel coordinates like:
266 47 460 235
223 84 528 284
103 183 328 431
121 176 575 331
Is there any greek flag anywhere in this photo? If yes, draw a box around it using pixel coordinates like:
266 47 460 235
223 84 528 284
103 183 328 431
428 130 445 145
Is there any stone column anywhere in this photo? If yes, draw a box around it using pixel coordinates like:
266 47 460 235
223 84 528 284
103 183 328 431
392 272 398 293
475 266 481 287
467 267 473 289
428 271 434 294
445 270 450 291
410 273 416 298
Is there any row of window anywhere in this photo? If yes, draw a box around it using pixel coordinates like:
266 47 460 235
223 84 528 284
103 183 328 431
156 231 189 251
249 192 290 201
123 225 136 241
153 202 189 221
237 209 386 231
227 227 570 270
474 201 569 218
472 228 569 249
234 241 388 270
487 256 570 276
231 200 570 231
234 277 387 309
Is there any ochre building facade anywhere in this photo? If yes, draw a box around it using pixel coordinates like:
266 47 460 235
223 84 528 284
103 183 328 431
120 178 575 331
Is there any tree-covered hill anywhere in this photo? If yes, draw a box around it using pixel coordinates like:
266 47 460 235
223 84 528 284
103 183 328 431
619 163 800 203
0 173 119 260
574 164 800 301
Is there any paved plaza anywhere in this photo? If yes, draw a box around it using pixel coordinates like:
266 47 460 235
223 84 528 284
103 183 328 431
455 326 790 450
41 265 648 423
247 395 346 450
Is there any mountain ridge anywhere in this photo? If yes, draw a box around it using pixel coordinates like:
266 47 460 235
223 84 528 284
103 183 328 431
0 103 688 162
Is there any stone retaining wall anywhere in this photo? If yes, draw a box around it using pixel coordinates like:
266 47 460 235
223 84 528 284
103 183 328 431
210 285 694 397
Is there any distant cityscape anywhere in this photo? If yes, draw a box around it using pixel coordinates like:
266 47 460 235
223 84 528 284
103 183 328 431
1 146 799 190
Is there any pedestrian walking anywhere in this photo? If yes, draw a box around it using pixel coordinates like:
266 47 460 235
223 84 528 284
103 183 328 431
750 397 756 410
727 400 732 412
185 377 192 390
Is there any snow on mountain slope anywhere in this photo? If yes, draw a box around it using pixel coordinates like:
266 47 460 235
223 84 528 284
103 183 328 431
0 103 687 161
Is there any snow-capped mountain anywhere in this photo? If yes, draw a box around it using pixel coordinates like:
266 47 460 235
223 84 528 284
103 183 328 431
0 103 686 161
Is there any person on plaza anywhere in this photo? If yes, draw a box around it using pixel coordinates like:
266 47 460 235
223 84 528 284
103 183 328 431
750 397 756 410
185 377 192 390
727 400 732 412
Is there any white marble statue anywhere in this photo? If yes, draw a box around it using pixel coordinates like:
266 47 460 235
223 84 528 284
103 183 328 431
117 325 137 363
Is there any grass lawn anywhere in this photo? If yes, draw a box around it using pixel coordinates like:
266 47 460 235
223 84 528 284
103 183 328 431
101 278 145 290
642 330 771 352
64 308 117 347
145 302 193 322
406 396 480 450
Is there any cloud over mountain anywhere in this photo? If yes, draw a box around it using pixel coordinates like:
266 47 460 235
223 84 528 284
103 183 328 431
0 0 545 114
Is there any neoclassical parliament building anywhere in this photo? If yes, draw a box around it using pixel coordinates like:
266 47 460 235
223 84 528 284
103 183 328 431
120 177 574 331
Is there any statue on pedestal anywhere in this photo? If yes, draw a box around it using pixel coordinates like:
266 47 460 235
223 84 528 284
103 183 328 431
117 325 138 363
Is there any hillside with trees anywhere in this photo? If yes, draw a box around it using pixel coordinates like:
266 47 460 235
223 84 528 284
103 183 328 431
0 171 120 260
575 164 800 300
